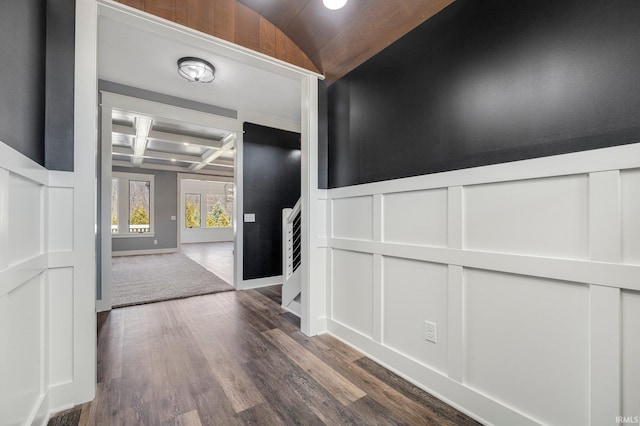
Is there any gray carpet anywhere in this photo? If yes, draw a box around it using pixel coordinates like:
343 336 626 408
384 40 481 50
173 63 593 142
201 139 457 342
111 252 234 308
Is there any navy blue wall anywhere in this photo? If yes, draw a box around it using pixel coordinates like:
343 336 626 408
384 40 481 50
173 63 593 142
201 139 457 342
243 123 301 280
0 0 75 170
327 0 640 188
45 0 76 171
0 0 46 165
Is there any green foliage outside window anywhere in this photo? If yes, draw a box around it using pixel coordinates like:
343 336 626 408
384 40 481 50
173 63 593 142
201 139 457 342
129 205 150 225
185 202 201 228
206 201 231 228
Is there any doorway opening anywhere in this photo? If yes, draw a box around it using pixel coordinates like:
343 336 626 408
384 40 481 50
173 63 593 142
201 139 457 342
99 92 243 310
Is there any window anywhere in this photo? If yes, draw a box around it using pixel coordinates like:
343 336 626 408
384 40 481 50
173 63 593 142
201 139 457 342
182 181 233 230
185 193 201 228
111 178 119 233
206 194 233 228
112 172 155 237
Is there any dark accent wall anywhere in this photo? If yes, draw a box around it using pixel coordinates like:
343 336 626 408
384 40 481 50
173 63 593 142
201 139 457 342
0 0 46 164
243 123 301 280
45 0 76 171
327 0 640 188
318 80 329 189
111 167 179 252
0 0 75 170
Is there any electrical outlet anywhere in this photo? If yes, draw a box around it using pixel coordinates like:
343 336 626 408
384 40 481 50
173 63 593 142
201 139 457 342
154 240 158 245
424 320 437 344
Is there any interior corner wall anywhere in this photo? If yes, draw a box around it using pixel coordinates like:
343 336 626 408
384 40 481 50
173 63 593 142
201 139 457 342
111 167 178 252
0 0 46 165
243 122 301 281
327 0 640 188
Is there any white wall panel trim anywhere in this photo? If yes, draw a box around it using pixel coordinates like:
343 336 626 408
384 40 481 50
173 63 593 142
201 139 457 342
447 265 464 383
48 171 74 188
589 285 622 425
323 145 640 425
327 320 540 426
48 251 75 269
328 143 640 200
0 255 47 296
328 238 640 291
589 171 622 263
0 142 48 185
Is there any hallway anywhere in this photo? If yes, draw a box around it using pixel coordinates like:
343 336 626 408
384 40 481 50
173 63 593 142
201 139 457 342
76 287 479 425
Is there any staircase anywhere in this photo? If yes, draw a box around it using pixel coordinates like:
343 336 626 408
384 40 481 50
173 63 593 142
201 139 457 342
282 198 302 316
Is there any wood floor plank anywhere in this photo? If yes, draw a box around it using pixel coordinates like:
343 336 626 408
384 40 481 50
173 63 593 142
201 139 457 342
244 340 363 425
174 409 203 426
81 285 479 425
262 328 366 406
193 391 243 426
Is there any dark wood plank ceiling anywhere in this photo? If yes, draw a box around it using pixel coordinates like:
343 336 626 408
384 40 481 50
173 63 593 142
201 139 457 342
116 0 455 82
238 0 455 82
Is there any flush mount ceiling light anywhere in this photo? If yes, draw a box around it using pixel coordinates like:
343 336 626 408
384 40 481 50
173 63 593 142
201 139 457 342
323 0 347 10
177 57 215 83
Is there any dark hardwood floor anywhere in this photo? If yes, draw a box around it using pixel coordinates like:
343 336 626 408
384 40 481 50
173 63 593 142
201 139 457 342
75 286 480 425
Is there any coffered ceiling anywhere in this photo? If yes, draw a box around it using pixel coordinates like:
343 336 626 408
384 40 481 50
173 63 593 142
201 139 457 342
110 109 236 177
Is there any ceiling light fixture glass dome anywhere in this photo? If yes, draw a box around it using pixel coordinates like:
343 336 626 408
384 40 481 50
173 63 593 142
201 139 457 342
323 0 347 10
177 57 215 83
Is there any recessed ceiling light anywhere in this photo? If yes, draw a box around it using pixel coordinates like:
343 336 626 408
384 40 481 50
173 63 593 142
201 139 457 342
171 158 176 162
183 142 190 146
323 0 347 10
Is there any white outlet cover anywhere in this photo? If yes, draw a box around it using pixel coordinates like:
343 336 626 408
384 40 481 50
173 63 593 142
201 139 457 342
244 213 256 222
424 320 437 344
170 215 176 221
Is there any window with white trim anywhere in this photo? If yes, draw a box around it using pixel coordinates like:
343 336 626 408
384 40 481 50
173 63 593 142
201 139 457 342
111 172 155 237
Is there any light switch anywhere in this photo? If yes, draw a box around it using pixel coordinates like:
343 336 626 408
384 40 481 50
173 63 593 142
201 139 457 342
170 215 176 221
244 213 256 222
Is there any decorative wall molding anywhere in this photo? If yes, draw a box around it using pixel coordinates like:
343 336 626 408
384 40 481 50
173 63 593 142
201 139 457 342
0 142 86 425
323 143 640 425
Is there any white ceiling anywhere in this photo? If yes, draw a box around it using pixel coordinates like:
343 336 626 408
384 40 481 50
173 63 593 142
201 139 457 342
98 7 306 177
98 15 302 124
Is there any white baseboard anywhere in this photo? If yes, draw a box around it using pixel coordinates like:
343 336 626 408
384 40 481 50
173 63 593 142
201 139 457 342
327 319 540 426
111 247 178 257
238 275 283 290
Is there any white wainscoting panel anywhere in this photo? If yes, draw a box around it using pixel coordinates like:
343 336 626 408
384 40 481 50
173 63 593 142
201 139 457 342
622 289 640 418
1 143 83 425
383 257 448 374
383 189 447 247
48 187 74 252
324 144 640 426
332 249 373 337
9 173 43 265
621 168 640 265
48 268 74 386
332 196 373 240
464 269 589 426
1 274 43 426
464 175 588 260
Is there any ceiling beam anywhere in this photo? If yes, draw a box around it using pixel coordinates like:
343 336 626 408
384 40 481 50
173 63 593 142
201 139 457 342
132 117 152 166
147 129 225 150
112 123 135 137
111 123 227 151
188 134 235 172
112 146 234 168
112 160 234 178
